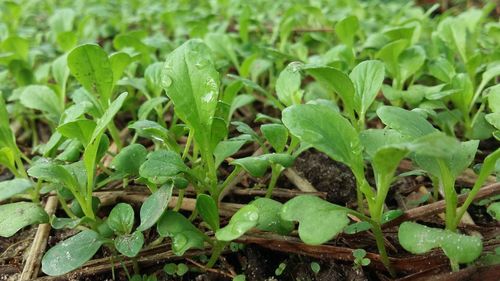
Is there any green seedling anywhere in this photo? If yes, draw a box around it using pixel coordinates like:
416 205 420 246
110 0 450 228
352 249 370 268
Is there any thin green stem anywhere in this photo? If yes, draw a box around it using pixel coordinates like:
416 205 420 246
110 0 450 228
182 130 194 160
108 121 123 150
372 224 395 277
266 164 281 198
174 189 185 211
216 166 241 201
206 241 227 268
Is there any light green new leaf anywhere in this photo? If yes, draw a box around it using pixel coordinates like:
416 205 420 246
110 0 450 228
231 153 295 177
196 194 220 231
157 211 206 255
261 124 288 153
281 195 349 245
68 44 114 104
109 52 132 85
42 230 103 276
377 106 436 138
139 150 187 184
399 222 482 264
216 204 259 241
161 39 219 152
137 183 173 231
282 104 363 172
336 15 359 46
487 202 500 221
115 231 144 257
0 202 48 237
111 144 147 176
20 85 63 122
304 66 355 119
349 60 385 118
276 62 302 106
0 178 32 201
28 162 79 192
57 119 96 146
251 198 294 235
213 138 248 168
107 203 134 234
399 46 426 83
376 39 408 77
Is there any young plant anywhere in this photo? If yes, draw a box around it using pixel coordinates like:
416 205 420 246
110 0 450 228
377 106 500 270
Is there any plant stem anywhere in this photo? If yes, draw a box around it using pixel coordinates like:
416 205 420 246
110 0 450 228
108 121 123 150
182 130 194 160
450 260 459 272
216 166 241 201
206 241 227 268
174 189 185 211
372 224 395 277
266 164 281 198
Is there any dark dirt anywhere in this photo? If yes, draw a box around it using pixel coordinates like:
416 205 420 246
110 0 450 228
0 226 36 280
294 150 357 206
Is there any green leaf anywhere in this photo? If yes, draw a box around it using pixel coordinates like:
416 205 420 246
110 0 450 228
0 202 48 237
281 195 349 245
157 211 206 255
111 144 147 176
282 104 363 174
115 231 144 257
213 138 248 168
336 15 359 46
109 52 132 85
28 162 80 192
349 60 385 118
139 150 188 184
57 119 96 146
68 44 114 104
42 230 103 276
359 129 404 158
20 85 62 122
129 120 169 141
398 222 482 264
0 178 32 201
251 198 294 235
304 66 355 119
137 183 173 231
487 202 500 221
216 204 259 241
377 106 436 138
231 153 295 177
0 147 16 173
107 203 134 234
261 124 288 153
399 46 426 83
276 62 302 106
138 97 168 120
196 194 220 231
376 39 408 78
161 39 219 153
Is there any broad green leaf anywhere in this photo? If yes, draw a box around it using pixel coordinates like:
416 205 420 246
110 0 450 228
111 144 147 176
52 54 70 90
20 85 62 122
276 62 303 106
399 46 426 83
145 62 164 96
109 52 132 85
51 216 90 230
376 39 408 78
139 150 187 184
107 203 134 234
216 204 259 241
28 162 79 192
0 178 32 201
0 96 17 150
137 183 173 231
57 119 96 146
336 15 359 46
213 138 248 168
377 106 436 138
41 230 103 276
360 129 404 158
251 198 294 235
304 66 355 119
68 44 114 104
157 211 206 255
281 195 349 245
196 194 219 231
161 39 219 152
428 58 456 83
0 202 48 237
261 124 288 153
486 113 500 130
282 104 363 173
349 60 385 118
398 222 482 264
115 231 144 257
129 120 169 141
